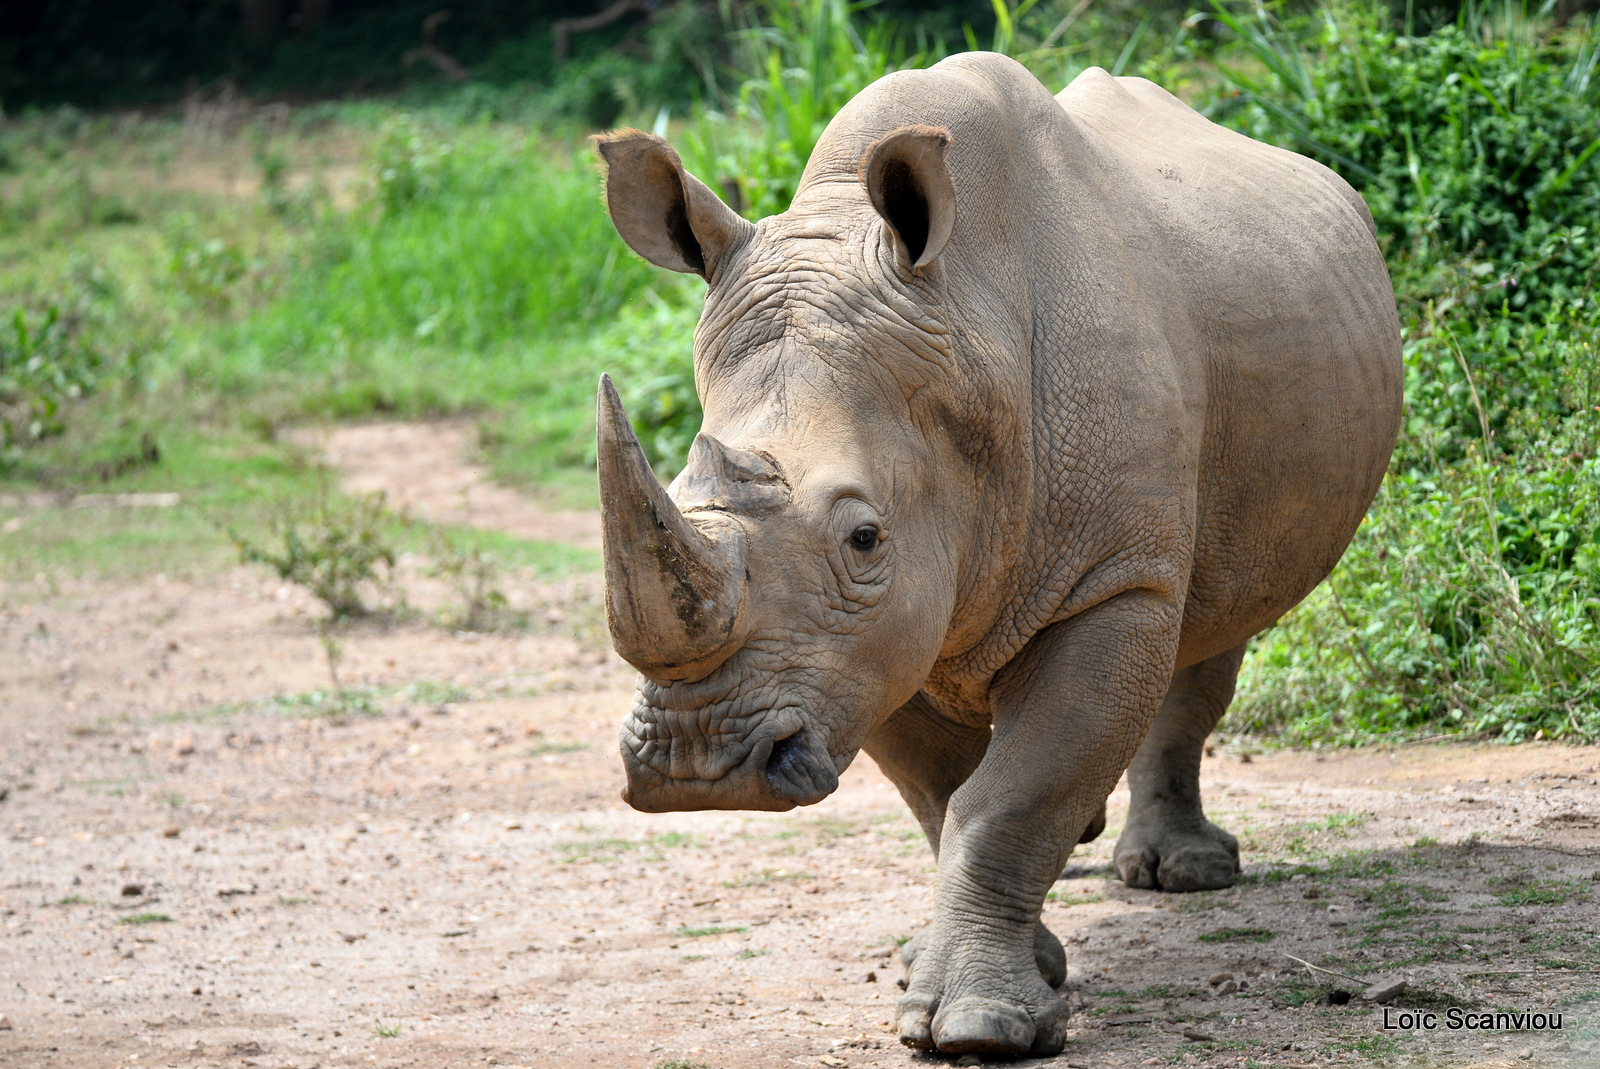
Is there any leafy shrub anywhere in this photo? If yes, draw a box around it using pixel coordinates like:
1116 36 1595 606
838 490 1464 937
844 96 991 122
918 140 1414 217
1206 1 1600 313
371 113 456 213
0 304 113 449
427 529 515 631
230 489 399 620
169 235 263 310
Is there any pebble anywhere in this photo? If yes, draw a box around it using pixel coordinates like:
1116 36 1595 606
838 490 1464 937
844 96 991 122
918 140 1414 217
121 883 143 897
864 970 877 983
1519 1049 1534 1060
1361 977 1408 1004
0 1014 11 1029
1208 971 1234 986
956 1057 982 1067
161 825 181 838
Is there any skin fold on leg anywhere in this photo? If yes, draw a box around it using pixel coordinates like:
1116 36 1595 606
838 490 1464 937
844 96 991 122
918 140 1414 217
889 591 1181 1055
1114 643 1247 892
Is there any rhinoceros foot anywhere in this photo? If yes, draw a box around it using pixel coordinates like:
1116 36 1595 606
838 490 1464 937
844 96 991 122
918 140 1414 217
1113 815 1240 892
896 922 1071 1054
900 920 1066 989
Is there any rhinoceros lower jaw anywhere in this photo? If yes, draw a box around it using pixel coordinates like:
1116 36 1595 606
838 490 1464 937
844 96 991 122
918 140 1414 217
619 725 841 813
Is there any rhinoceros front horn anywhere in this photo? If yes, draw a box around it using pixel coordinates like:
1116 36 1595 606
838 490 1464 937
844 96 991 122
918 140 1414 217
596 374 746 683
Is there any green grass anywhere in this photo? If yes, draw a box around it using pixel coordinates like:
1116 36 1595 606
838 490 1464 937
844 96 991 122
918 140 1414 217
1496 879 1585 906
723 868 813 888
1322 1035 1402 1058
1045 889 1106 905
676 924 747 938
371 1019 402 1038
524 740 589 756
118 912 173 925
1198 927 1277 944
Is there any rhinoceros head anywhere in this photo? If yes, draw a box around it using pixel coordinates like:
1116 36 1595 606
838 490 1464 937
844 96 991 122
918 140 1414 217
594 125 1021 812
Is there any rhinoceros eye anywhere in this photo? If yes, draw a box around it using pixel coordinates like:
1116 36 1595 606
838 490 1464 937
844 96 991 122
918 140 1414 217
848 525 880 552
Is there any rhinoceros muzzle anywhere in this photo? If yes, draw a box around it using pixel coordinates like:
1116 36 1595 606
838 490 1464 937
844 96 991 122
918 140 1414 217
619 707 841 812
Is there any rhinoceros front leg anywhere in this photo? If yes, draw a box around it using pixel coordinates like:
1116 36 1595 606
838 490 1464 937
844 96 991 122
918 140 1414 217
864 697 1077 989
896 594 1178 1055
1114 643 1246 892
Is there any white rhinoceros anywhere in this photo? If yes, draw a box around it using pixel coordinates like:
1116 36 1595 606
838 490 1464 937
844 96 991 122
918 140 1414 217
593 52 1402 1055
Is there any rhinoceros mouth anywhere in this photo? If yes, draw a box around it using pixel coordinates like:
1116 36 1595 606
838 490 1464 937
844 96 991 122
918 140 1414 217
619 700 843 812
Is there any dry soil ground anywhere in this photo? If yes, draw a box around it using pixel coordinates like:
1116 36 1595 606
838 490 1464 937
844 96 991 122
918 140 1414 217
2 424 1598 1069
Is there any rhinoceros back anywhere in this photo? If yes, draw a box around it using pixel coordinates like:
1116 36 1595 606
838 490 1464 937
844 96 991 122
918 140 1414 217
1051 68 1403 667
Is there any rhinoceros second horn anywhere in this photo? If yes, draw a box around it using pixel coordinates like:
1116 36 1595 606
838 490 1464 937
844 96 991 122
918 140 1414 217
595 373 745 683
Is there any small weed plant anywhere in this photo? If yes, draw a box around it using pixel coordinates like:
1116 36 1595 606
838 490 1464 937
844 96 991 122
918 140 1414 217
230 486 399 620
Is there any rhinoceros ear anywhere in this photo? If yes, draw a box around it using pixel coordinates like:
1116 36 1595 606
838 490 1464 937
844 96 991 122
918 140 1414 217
595 131 752 281
859 125 956 272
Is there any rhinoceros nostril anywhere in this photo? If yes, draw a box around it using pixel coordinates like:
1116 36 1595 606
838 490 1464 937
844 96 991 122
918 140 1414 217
765 730 804 782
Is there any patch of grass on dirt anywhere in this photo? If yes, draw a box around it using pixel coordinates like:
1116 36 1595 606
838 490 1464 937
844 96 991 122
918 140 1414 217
1276 983 1322 1007
0 425 324 581
372 1019 402 1037
1322 1034 1402 1058
1198 927 1276 944
405 680 471 704
653 1060 711 1069
174 686 384 724
1045 889 1106 905
1284 812 1375 856
737 948 771 958
1177 892 1240 913
524 740 588 756
677 924 747 938
808 816 863 841
53 894 91 906
723 868 812 888
558 837 641 863
118 912 173 924
1169 1037 1249 1062
1320 850 1397 880
277 896 308 906
1495 878 1586 906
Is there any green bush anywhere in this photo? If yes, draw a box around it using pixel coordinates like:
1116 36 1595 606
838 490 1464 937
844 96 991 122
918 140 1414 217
0 306 102 447
1211 3 1600 743
230 488 399 620
1205 1 1600 313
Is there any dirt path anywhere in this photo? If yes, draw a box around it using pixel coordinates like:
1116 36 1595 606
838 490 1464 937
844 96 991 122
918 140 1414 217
2 423 1598 1069
286 422 602 550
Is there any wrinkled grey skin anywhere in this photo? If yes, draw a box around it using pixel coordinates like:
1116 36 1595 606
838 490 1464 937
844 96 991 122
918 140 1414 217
594 53 1402 1055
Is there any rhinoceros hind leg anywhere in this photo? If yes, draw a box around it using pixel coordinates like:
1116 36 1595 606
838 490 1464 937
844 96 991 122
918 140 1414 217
1114 643 1247 892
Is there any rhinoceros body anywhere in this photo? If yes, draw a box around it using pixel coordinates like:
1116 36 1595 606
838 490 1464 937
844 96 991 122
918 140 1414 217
594 53 1401 1055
